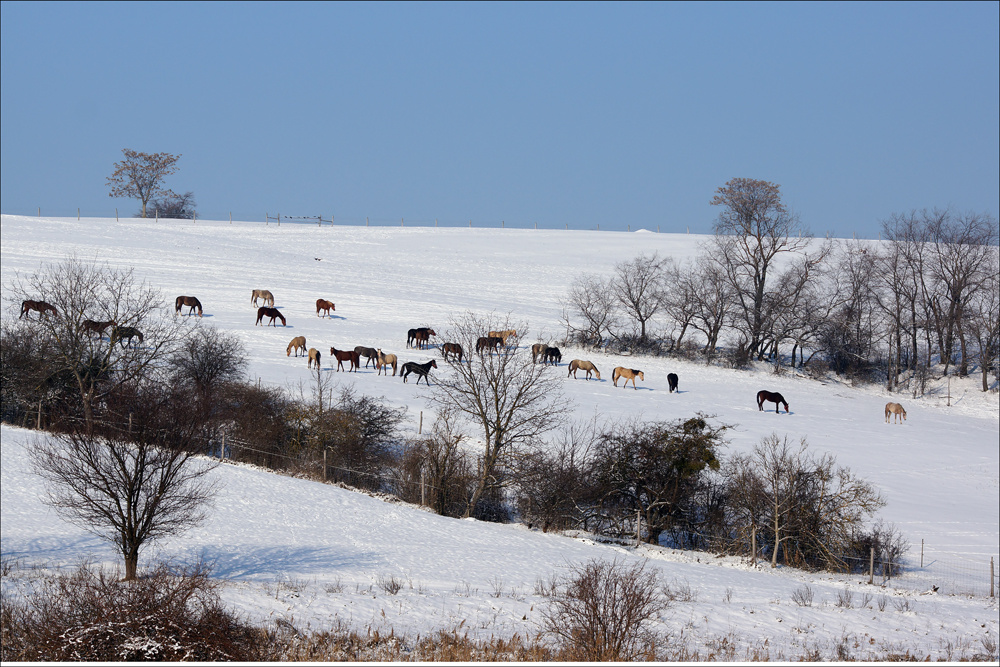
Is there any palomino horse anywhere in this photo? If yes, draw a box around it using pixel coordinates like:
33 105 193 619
354 346 379 369
531 343 548 364
442 342 463 362
567 359 600 380
256 307 286 327
401 359 437 385
885 402 907 424
251 289 274 307
307 348 322 369
377 349 398 376
667 373 679 393
488 329 517 347
542 347 562 365
330 346 359 372
316 299 335 317
82 319 115 337
612 367 644 389
757 390 789 413
407 328 436 349
287 336 307 357
111 326 143 348
476 336 503 355
175 296 203 317
20 300 58 319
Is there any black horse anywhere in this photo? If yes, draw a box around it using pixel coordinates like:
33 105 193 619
401 359 437 385
542 346 562 365
667 373 679 393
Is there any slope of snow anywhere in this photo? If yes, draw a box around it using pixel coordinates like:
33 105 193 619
2 215 998 658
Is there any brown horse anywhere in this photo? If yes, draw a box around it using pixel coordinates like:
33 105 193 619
377 349 398 376
476 336 503 355
307 348 322 369
330 346 359 372
175 296 203 316
251 289 274 307
256 307 286 326
82 319 115 337
354 346 379 369
316 299 335 317
568 359 600 380
885 402 907 424
111 326 143 348
20 300 58 319
407 328 436 349
287 336 307 357
442 342 464 362
401 359 437 385
612 367 643 389
757 390 789 414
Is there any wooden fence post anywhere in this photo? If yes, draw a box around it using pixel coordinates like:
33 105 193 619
323 448 327 481
921 539 924 568
420 467 426 506
418 410 423 435
78 208 80 220
869 547 874 584
636 508 641 546
751 526 756 566
230 212 232 224
115 207 119 221
991 557 995 598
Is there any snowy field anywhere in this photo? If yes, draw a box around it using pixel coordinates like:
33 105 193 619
1 214 998 659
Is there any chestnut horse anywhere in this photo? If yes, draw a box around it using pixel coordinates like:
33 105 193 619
401 359 437 385
885 402 907 424
377 349 398 376
567 359 600 380
256 307 286 327
612 367 643 389
251 289 274 307
316 299 335 317
442 342 463 362
476 336 503 355
175 296 203 317
20 300 58 319
330 346 359 372
287 336 307 357
757 390 789 414
82 319 115 337
307 348 322 369
407 328 436 349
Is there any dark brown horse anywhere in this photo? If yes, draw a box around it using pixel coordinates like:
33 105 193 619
111 326 144 348
476 336 503 355
20 300 58 319
542 346 562 365
354 345 379 369
407 328 436 349
82 319 115 337
316 299 335 317
757 390 789 413
401 359 437 385
256 307 286 326
175 295 203 316
330 346 359 372
442 342 463 362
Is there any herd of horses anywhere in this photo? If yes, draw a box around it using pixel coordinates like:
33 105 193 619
17 293 910 421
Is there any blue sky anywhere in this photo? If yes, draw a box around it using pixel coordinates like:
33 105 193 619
2 1 997 236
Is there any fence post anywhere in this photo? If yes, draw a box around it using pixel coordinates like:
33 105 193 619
222 432 226 460
230 212 232 224
636 508 641 547
366 216 369 227
156 208 159 223
38 207 40 217
869 547 874 585
418 410 423 435
420 467 425 506
401 218 404 227
78 208 80 221
323 448 327 481
921 539 924 568
751 526 756 566
991 557 995 598
469 219 471 228
116 207 119 221
193 211 196 224
37 398 42 430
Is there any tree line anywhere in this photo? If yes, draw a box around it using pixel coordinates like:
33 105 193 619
563 178 999 393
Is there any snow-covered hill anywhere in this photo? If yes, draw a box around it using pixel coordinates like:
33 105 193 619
2 215 997 659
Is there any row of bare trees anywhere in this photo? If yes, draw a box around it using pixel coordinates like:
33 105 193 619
563 179 999 392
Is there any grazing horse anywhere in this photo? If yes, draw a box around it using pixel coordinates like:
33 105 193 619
531 343 548 364
476 336 503 355
667 373 679 393
377 349 398 376
82 319 115 337
175 296 203 317
111 326 143 348
542 346 562 365
307 348 322 369
401 359 437 385
488 329 518 347
885 402 907 424
287 336 307 357
407 328 436 349
442 342 464 363
568 359 600 380
330 346 359 372
612 367 644 389
20 300 58 319
757 390 789 414
251 289 274 307
407 327 433 348
354 345 379 369
256 307 286 327
316 299 335 317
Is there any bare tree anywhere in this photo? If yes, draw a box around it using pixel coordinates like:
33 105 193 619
610 253 670 343
145 190 196 219
29 386 218 580
107 148 181 218
7 257 187 432
710 178 812 358
562 272 620 348
964 259 1000 392
682 256 734 358
429 312 568 518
